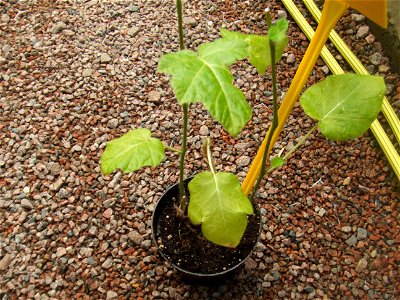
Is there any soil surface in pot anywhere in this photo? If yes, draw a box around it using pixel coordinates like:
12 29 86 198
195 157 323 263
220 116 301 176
155 195 261 274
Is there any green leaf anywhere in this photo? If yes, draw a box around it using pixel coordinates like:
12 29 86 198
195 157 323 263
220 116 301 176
220 22 288 75
158 38 251 136
270 156 285 169
300 74 385 141
269 19 288 63
100 128 165 175
198 38 248 65
269 18 289 43
188 172 253 248
220 29 269 75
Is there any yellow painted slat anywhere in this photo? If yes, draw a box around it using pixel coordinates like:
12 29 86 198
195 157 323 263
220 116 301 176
303 0 400 145
281 0 400 180
242 0 348 195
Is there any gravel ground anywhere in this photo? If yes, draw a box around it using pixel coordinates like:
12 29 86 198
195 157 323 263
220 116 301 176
1 0 399 299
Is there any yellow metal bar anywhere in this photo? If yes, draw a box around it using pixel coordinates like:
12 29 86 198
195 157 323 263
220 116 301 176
303 0 400 146
242 0 348 195
282 0 400 181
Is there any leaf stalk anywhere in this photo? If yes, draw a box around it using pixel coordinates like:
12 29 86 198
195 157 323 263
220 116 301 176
266 123 318 174
281 124 317 161
203 138 216 174
163 144 182 153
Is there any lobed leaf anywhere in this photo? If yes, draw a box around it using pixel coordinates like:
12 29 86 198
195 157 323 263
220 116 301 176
100 128 165 175
188 172 253 248
300 74 385 141
158 38 251 136
220 18 288 75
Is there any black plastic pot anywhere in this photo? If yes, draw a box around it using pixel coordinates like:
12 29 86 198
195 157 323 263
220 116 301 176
151 177 261 284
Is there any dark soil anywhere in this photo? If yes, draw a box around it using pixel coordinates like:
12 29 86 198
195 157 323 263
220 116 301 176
153 180 261 275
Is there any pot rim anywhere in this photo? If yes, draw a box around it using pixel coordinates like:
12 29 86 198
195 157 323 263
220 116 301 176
151 177 261 278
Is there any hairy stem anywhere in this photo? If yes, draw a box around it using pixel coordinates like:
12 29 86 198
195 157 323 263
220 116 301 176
250 39 279 201
175 0 188 213
176 0 184 50
178 104 189 212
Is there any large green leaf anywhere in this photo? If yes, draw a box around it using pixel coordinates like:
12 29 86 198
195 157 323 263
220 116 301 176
220 18 288 75
158 38 251 136
100 128 165 175
300 74 385 141
188 172 253 248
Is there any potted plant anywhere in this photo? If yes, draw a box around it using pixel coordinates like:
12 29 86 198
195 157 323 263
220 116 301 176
99 3 385 282
100 3 290 281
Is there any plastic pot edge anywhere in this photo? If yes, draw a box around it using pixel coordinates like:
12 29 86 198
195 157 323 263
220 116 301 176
151 177 261 283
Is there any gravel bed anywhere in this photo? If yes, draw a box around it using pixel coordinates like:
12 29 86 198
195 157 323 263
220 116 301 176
1 0 399 299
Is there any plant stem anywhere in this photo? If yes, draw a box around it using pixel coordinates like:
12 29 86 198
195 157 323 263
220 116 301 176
266 123 318 174
178 103 189 211
265 8 272 29
176 0 184 51
250 40 279 201
175 0 188 212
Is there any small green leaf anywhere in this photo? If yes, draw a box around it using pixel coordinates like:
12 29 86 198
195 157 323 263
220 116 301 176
300 74 385 141
269 19 288 62
158 38 251 136
220 22 288 75
220 29 269 75
269 18 289 43
270 156 285 169
100 128 165 175
188 172 253 248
